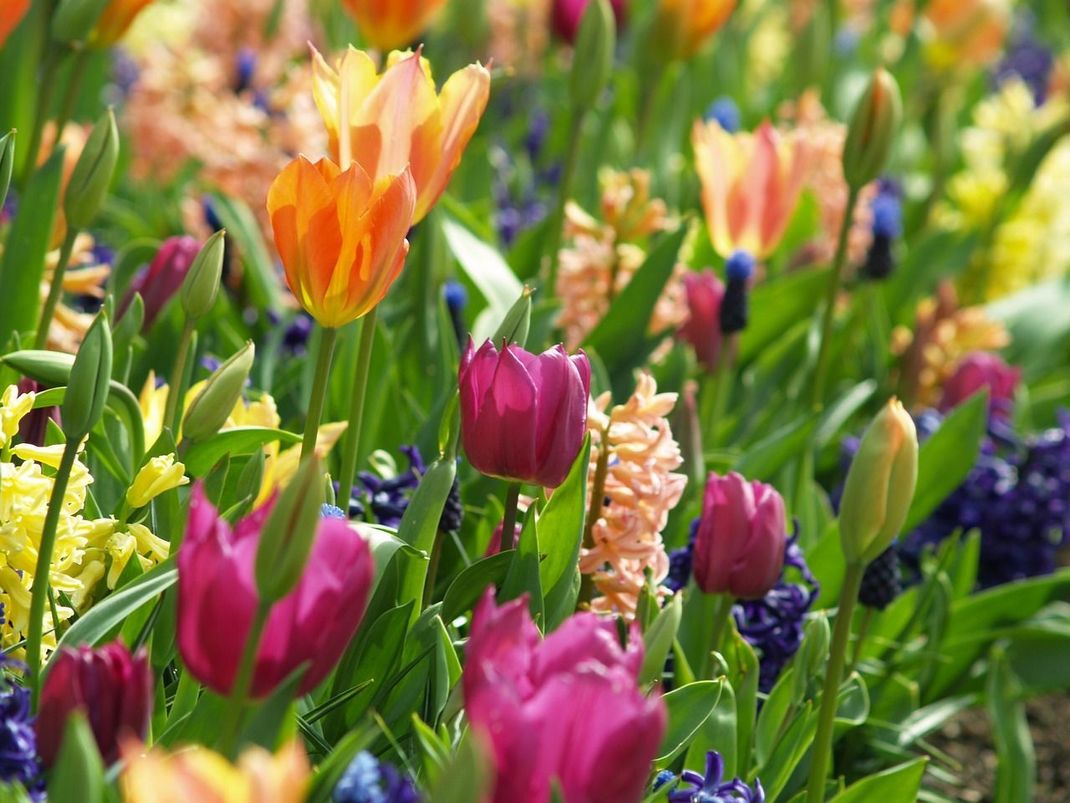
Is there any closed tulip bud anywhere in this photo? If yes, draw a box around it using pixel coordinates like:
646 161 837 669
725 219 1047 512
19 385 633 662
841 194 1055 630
839 399 918 564
693 472 788 599
35 642 152 768
569 0 616 111
62 311 113 440
126 453 189 508
120 235 200 329
339 0 447 52
255 456 324 603
678 271 725 372
459 339 591 489
842 69 901 191
181 341 254 443
0 131 14 212
491 286 533 347
650 0 736 62
553 0 625 43
180 230 226 321
64 108 118 231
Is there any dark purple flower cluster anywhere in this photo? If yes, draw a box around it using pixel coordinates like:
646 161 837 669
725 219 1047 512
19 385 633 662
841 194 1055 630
491 107 559 247
333 750 420 803
0 660 42 799
993 16 1054 104
655 751 764 803
347 446 463 534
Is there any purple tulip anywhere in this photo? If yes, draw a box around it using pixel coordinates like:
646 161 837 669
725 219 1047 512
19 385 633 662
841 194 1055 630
464 591 665 803
552 0 627 43
678 271 726 372
939 351 1020 420
35 641 152 767
178 484 373 699
459 339 591 489
693 472 787 600
119 235 200 329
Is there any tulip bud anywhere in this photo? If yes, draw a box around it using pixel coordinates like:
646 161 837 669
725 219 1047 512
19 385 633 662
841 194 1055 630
51 0 109 42
180 230 226 321
64 108 119 231
839 398 918 564
62 311 113 440
678 271 725 372
842 68 902 190
127 453 189 508
569 0 616 112
120 235 200 329
255 455 325 604
181 341 254 442
553 0 626 44
491 286 533 347
0 130 14 212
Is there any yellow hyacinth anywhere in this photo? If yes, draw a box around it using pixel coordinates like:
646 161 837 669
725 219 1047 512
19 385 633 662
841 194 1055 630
127 454 189 508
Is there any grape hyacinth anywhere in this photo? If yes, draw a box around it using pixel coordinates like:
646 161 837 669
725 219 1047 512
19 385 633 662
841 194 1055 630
860 179 902 281
333 750 420 803
347 446 463 534
655 751 765 802
491 106 559 247
858 545 902 611
705 96 741 133
993 17 1054 104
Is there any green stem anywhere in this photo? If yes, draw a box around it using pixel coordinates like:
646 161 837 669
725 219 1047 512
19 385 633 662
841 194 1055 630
706 336 736 443
849 606 874 675
805 560 865 803
301 326 338 459
218 600 272 758
700 592 735 678
34 227 78 349
19 49 65 190
53 48 88 142
500 482 521 553
337 308 378 510
162 318 196 436
542 110 585 297
578 427 611 608
27 439 79 707
422 528 446 609
808 186 861 412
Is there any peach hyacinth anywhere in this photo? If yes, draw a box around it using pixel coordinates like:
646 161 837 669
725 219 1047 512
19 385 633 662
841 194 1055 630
311 46 490 222
692 119 809 260
340 0 448 53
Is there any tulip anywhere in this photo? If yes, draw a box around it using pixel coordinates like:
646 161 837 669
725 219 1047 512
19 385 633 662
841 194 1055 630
693 472 787 599
839 399 918 565
459 339 591 489
0 0 29 48
842 68 902 191
552 0 626 44
678 271 725 372
464 591 666 803
939 352 1020 420
267 156 415 328
177 484 373 698
922 0 1010 71
89 0 155 47
650 0 736 62
339 0 447 52
310 47 490 222
35 642 152 767
119 236 200 329
692 119 808 260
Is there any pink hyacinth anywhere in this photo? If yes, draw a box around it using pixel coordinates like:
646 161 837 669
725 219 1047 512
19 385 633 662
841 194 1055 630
939 351 1021 419
177 484 373 699
464 591 666 803
678 271 726 372
693 472 787 599
551 0 626 43
459 339 591 489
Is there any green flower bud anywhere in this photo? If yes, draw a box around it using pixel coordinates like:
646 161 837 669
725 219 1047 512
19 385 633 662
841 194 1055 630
181 341 254 442
62 311 113 440
491 286 533 347
839 398 918 565
569 0 616 113
180 230 226 320
843 68 902 190
0 131 15 212
255 455 325 603
64 108 119 231
51 0 110 43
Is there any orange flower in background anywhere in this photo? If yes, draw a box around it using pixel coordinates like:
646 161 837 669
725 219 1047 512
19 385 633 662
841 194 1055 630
90 0 156 47
311 46 490 222
267 155 416 328
921 0 1010 71
0 0 29 48
651 0 736 61
692 119 808 259
340 0 448 52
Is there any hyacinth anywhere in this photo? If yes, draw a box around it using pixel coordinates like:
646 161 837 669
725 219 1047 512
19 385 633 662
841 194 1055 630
993 17 1055 104
891 282 1010 409
580 373 687 617
555 169 685 350
346 445 463 534
491 105 557 247
655 751 765 803
0 389 170 659
332 750 420 803
0 658 41 796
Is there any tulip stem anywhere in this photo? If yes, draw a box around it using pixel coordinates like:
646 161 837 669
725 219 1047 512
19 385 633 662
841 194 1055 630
53 47 88 144
578 426 611 608
301 326 338 460
501 482 522 554
338 309 377 513
805 560 865 803
34 227 78 350
219 599 272 758
423 527 446 609
809 185 861 412
26 438 79 709
702 592 735 679
542 110 585 298
163 318 196 438
19 48 64 191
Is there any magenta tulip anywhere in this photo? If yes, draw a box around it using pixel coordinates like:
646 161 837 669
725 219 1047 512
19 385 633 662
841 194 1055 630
939 351 1020 420
459 339 591 488
35 641 152 767
693 472 787 599
552 0 627 43
464 591 665 803
678 271 726 372
178 484 373 698
119 235 201 329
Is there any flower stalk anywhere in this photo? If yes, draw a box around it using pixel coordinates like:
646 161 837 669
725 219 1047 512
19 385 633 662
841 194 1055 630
301 327 338 459
337 307 378 512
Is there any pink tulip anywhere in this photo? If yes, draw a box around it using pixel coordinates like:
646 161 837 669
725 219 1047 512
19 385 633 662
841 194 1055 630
693 472 787 599
678 271 725 372
178 484 373 699
459 340 591 488
939 352 1020 420
552 0 626 43
36 641 152 767
119 236 201 329
692 119 808 260
464 592 665 803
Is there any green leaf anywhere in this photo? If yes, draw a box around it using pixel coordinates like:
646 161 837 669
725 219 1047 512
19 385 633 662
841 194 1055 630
655 679 725 763
499 506 543 623
207 193 282 315
828 758 927 803
738 268 830 363
428 733 493 803
396 456 458 622
442 215 523 344
305 727 376 803
46 715 104 803
442 550 515 621
640 594 682 686
734 416 817 481
537 436 591 629
988 645 1035 803
182 427 301 477
683 679 737 777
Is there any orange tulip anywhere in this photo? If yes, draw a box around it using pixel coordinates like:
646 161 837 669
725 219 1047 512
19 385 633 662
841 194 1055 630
340 0 448 52
311 46 490 223
692 119 809 260
0 0 29 48
267 156 416 328
922 0 1010 71
90 0 155 47
651 0 736 61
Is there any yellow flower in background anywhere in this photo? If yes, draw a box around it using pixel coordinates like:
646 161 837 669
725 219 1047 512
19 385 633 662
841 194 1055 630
139 372 168 448
257 423 348 507
921 0 1010 72
127 454 189 508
